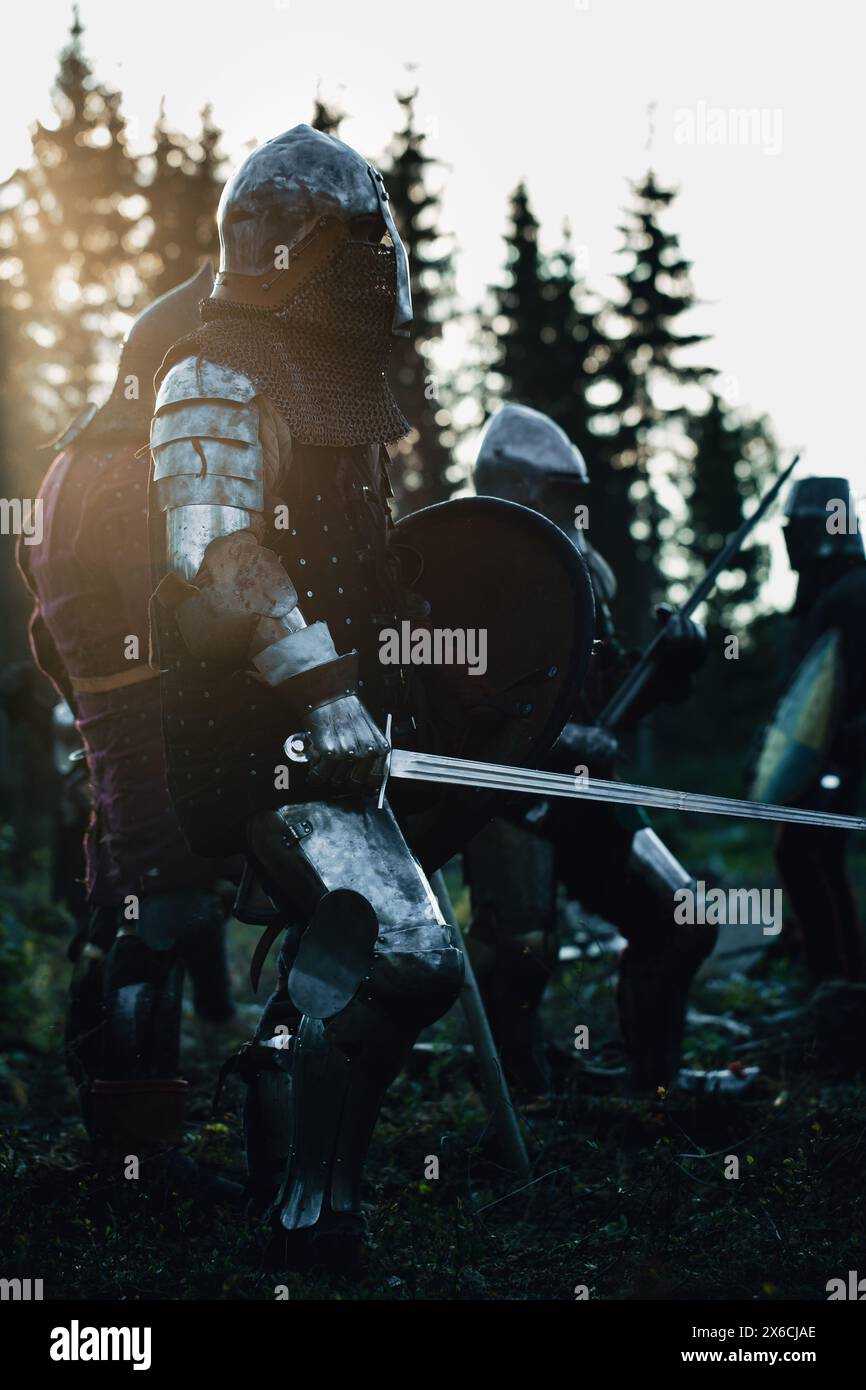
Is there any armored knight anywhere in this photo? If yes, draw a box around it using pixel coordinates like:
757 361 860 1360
18 264 238 1180
751 477 866 982
147 126 463 1270
467 404 713 1092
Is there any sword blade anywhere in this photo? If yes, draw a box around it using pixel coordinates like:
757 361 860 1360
388 749 866 832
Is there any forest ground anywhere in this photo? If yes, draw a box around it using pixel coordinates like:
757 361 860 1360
2 810 865 1303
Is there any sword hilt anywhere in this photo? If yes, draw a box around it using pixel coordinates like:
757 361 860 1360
283 712 394 809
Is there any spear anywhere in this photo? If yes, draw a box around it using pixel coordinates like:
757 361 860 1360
597 452 800 730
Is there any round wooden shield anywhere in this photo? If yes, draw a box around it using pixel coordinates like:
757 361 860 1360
386 496 595 871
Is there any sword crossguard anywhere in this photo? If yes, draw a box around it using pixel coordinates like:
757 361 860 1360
377 712 393 810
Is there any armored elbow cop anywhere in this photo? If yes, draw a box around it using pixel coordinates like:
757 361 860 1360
150 357 358 717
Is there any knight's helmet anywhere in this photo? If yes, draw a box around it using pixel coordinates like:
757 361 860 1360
210 123 411 333
474 403 616 601
46 261 214 452
475 404 588 505
783 476 865 571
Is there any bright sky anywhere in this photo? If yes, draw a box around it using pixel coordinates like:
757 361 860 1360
3 0 864 602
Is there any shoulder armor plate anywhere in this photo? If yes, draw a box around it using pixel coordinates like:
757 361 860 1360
154 356 258 414
151 357 264 515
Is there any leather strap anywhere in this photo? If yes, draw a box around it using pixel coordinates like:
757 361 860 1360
280 650 360 713
70 666 159 695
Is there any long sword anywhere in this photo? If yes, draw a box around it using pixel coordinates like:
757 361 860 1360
285 727 864 832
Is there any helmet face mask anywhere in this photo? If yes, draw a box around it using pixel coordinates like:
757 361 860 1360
783 517 820 573
534 477 587 543
350 214 388 244
211 125 411 334
783 476 865 571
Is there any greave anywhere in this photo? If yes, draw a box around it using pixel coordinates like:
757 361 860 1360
244 799 463 1229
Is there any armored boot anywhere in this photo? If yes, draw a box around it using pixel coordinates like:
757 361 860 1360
464 817 558 1094
86 919 242 1203
243 800 463 1273
466 905 557 1095
87 926 186 1156
175 890 235 1023
617 921 714 1090
614 829 717 1090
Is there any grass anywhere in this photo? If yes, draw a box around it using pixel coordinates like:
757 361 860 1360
1 816 864 1302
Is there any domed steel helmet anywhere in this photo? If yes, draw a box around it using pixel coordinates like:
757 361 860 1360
210 123 412 334
783 476 865 569
474 403 589 508
474 404 597 576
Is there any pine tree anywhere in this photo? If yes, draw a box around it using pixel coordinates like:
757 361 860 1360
379 87 457 510
0 11 141 442
683 393 779 633
482 184 603 459
311 95 345 136
139 102 224 297
588 170 715 643
484 184 553 413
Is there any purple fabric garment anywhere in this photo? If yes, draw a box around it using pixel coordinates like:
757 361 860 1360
19 441 222 904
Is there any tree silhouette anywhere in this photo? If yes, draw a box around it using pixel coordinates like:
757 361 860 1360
140 101 225 297
683 392 779 633
588 170 715 642
483 184 602 457
0 10 141 440
311 94 345 136
380 86 457 509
